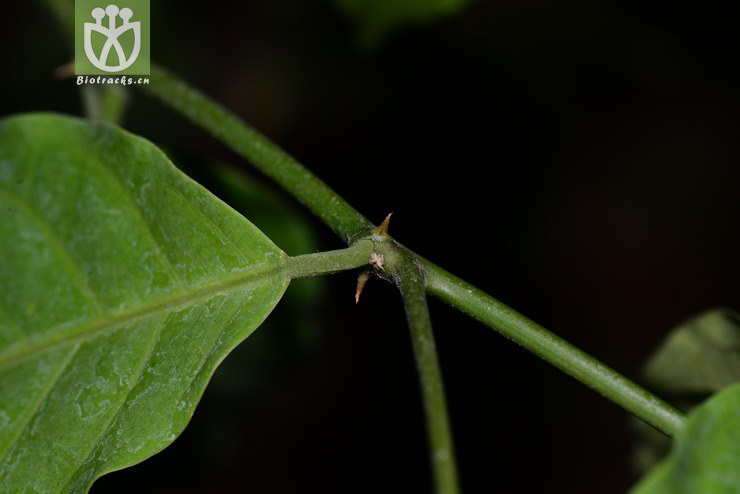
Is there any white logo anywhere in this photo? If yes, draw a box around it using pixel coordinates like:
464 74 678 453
84 4 141 72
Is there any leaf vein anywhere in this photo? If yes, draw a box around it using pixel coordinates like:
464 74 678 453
0 344 81 465
166 181 249 265
0 258 287 372
60 314 169 491
83 148 184 287
0 186 102 315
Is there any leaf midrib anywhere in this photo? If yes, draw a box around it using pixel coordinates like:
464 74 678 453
0 257 288 372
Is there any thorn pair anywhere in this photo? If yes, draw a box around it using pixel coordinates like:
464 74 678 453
355 213 393 303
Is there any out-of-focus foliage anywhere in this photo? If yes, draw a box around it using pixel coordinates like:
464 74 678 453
334 0 474 45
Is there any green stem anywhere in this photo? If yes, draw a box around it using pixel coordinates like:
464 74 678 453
136 64 686 436
396 260 460 494
79 79 128 124
80 86 102 121
286 240 373 279
420 257 687 437
140 65 374 244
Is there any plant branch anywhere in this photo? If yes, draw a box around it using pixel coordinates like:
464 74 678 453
140 65 374 244
134 64 686 436
39 0 688 486
396 259 460 494
419 257 687 437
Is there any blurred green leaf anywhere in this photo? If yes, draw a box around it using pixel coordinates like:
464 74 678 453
631 308 740 475
644 308 740 397
334 0 474 45
0 113 288 492
631 382 740 494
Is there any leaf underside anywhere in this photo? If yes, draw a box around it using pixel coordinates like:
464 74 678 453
0 113 289 492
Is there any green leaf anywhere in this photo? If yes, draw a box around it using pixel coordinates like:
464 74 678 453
207 164 320 258
631 309 740 474
643 308 740 397
181 163 325 400
0 113 289 492
205 165 326 352
631 382 740 494
334 0 474 46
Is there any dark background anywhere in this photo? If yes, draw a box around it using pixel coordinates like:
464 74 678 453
3 0 740 492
